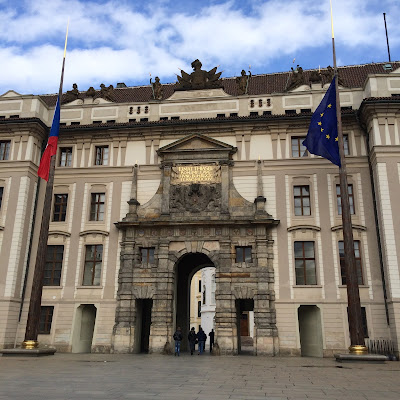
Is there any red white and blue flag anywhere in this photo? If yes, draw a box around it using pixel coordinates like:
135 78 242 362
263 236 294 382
37 97 61 181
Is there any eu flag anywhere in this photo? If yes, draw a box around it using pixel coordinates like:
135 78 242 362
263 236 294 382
303 77 341 167
38 96 61 181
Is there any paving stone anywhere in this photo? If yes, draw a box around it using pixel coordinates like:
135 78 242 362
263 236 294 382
0 353 399 399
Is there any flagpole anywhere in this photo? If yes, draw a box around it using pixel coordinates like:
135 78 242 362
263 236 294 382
330 0 367 354
22 21 69 350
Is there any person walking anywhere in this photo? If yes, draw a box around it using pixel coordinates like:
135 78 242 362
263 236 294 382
188 327 197 355
197 326 207 355
209 329 215 352
173 327 183 356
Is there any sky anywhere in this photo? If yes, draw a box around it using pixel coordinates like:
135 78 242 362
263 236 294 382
0 0 398 95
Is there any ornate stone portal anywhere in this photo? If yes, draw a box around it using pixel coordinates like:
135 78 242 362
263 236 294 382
112 133 279 355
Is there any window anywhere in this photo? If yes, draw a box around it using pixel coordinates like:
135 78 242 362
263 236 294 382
339 241 363 285
198 301 201 318
336 184 355 215
250 112 259 116
198 279 201 293
44 245 63 286
294 241 317 285
203 286 206 305
95 146 109 165
236 246 252 263
90 193 105 221
0 187 3 210
53 194 68 222
141 247 155 264
291 137 308 157
39 306 54 334
0 140 11 160
294 185 311 216
343 134 349 156
59 147 72 167
83 244 103 286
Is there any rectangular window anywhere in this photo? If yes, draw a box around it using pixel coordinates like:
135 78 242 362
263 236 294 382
141 247 155 264
39 306 54 334
198 279 201 293
235 246 252 263
198 301 201 318
291 137 308 158
336 184 355 215
294 241 317 285
59 147 72 167
83 244 103 286
339 241 363 285
294 185 311 216
53 194 68 222
90 193 105 221
44 245 64 286
0 187 3 210
343 134 349 156
0 140 11 160
95 146 109 165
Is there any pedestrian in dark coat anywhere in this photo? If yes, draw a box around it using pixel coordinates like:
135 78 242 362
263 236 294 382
173 327 183 356
209 329 215 352
197 326 207 354
188 327 196 355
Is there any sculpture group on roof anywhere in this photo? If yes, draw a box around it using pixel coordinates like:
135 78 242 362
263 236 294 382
286 65 346 91
176 59 223 90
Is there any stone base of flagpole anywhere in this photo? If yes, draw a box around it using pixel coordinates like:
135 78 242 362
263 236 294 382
1 341 56 357
335 345 388 363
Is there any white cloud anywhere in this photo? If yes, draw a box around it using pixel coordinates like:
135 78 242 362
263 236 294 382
0 0 398 94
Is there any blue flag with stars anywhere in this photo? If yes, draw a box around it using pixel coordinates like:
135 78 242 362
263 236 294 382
303 77 341 166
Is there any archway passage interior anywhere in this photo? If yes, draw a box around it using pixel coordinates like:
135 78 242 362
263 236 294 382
175 252 214 352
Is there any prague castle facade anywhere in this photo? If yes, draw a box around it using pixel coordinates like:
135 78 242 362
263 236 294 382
0 61 400 356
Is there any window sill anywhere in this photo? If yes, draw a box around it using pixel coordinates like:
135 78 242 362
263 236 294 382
293 285 322 288
43 286 63 289
76 286 103 289
338 285 369 288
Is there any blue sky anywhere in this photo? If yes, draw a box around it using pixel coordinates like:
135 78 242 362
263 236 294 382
0 0 398 95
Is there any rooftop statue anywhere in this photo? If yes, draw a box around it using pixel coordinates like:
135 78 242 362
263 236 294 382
286 65 305 91
236 69 251 95
63 83 79 104
150 76 163 100
100 83 115 101
176 59 223 90
323 66 345 86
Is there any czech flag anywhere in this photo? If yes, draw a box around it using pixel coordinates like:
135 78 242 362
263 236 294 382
38 97 61 181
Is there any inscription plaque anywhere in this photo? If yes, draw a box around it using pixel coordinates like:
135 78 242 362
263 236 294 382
171 164 221 185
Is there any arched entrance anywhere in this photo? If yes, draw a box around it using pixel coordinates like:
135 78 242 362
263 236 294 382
175 252 215 352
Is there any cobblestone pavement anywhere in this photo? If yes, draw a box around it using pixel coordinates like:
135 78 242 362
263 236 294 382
1 352 400 400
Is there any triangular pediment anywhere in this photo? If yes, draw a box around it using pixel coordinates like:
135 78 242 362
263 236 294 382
158 133 237 163
1 90 22 97
159 133 235 153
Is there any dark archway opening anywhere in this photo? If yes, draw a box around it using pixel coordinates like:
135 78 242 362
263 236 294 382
298 305 323 357
136 299 153 353
175 252 214 352
236 299 254 354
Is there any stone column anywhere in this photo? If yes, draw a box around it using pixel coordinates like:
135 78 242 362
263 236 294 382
112 233 136 353
220 162 230 214
149 242 174 353
161 163 171 215
254 229 278 355
214 240 237 354
254 159 267 214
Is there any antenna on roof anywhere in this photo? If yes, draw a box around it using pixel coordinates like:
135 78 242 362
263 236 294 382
383 13 391 62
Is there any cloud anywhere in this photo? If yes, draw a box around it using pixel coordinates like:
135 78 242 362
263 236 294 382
0 0 398 94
